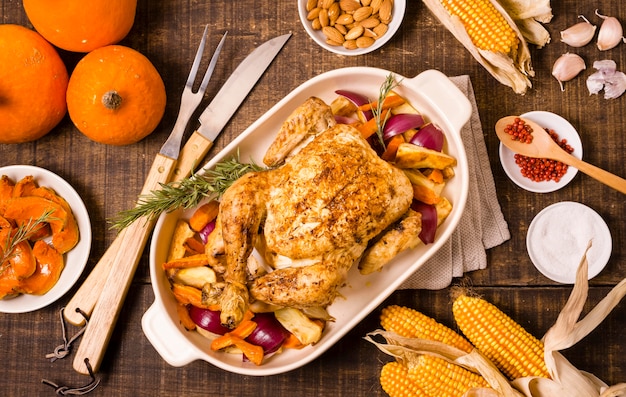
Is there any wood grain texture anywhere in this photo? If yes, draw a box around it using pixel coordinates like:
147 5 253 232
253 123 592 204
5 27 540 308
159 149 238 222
1 0 625 395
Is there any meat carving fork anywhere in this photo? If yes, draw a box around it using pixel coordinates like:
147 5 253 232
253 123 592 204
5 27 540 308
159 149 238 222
69 26 226 375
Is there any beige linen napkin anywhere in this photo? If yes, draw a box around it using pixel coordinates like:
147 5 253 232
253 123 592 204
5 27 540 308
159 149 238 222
399 75 510 290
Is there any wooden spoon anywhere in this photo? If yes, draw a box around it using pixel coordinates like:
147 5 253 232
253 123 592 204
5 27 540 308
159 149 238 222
495 116 626 194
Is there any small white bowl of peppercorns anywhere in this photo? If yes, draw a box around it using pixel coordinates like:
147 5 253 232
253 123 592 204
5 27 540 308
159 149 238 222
498 111 583 193
298 0 406 56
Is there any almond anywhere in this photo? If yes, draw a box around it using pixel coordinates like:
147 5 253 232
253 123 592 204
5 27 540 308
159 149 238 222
335 23 348 34
322 26 345 43
322 0 335 9
339 0 361 12
326 38 343 47
370 0 383 13
356 36 375 48
328 2 341 23
345 25 365 40
306 0 318 12
312 18 322 30
361 0 372 5
360 16 380 29
343 39 358 50
378 0 393 24
335 13 354 25
319 8 330 27
353 6 373 22
307 7 321 21
372 22 388 37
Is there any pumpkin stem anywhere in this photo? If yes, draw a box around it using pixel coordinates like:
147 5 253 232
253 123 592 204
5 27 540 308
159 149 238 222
101 90 122 110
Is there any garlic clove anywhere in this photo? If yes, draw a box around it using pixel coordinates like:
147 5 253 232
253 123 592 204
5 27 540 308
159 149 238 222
552 53 586 91
560 15 596 47
586 59 626 99
595 9 625 51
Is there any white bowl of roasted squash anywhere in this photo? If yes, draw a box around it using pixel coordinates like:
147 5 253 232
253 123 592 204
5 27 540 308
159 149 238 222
0 165 91 313
143 67 471 375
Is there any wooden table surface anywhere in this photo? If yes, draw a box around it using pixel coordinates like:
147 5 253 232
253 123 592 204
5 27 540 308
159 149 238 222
2 1 625 395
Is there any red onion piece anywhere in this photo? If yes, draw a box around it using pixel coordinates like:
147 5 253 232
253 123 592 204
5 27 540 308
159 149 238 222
246 312 288 354
411 200 438 244
409 123 444 152
188 306 230 335
198 220 216 244
383 114 425 141
335 89 373 120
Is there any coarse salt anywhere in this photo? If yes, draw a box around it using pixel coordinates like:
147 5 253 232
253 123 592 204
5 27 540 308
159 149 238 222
526 202 612 284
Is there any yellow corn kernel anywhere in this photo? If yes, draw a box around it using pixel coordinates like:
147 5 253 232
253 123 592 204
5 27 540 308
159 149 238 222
440 0 518 54
380 361 428 397
408 354 491 397
452 294 550 380
380 305 474 353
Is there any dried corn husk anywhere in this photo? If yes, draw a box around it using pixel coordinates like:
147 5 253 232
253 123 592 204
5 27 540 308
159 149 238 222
422 0 534 94
496 0 553 47
367 241 626 396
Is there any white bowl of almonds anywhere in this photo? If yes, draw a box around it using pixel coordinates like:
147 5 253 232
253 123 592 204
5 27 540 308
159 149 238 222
299 0 405 55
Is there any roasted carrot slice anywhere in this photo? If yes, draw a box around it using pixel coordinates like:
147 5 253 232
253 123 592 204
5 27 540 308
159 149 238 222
357 109 389 139
358 95 405 112
176 304 197 331
189 200 219 232
381 134 405 161
162 253 209 269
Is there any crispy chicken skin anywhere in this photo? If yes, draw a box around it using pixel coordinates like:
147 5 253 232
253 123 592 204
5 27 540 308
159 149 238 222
211 119 413 328
263 97 336 167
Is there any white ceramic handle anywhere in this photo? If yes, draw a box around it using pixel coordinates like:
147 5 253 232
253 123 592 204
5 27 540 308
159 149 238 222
142 303 199 367
405 70 472 134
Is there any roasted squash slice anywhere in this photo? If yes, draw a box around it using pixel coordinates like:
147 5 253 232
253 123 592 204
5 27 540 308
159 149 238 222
18 240 64 295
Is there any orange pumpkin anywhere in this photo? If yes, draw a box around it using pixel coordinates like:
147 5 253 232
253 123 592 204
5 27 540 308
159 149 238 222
66 45 167 146
23 0 137 53
0 24 69 144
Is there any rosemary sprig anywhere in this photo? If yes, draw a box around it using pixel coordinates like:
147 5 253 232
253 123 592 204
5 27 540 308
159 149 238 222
0 208 56 275
110 154 267 231
373 73 402 149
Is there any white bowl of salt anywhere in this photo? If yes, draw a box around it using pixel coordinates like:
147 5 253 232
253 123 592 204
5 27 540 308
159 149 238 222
526 201 612 284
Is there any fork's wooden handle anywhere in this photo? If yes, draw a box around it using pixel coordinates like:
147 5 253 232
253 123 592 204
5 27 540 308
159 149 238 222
63 230 126 326
73 153 176 375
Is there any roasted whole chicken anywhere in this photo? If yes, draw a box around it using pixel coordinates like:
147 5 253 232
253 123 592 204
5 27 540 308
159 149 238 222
205 97 420 328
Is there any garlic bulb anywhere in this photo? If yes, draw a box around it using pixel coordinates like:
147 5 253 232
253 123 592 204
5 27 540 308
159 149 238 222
552 53 586 91
596 9 625 51
560 15 596 47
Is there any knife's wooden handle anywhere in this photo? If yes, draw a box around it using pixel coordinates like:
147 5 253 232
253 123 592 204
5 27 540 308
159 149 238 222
174 130 214 178
73 154 176 375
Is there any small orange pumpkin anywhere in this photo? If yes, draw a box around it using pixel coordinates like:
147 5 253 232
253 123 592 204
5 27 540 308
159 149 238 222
66 45 167 146
0 24 69 144
23 0 137 53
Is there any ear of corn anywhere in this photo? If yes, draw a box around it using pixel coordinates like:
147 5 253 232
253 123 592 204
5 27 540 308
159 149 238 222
380 361 428 397
380 305 474 353
440 0 519 54
452 293 550 380
422 0 534 94
408 354 491 397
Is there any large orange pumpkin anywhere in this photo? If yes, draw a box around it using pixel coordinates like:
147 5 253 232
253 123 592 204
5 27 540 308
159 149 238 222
23 0 137 53
0 24 69 144
66 45 167 146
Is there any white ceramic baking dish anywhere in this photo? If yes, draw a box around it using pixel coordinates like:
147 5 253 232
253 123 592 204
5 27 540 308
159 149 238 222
142 67 471 376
